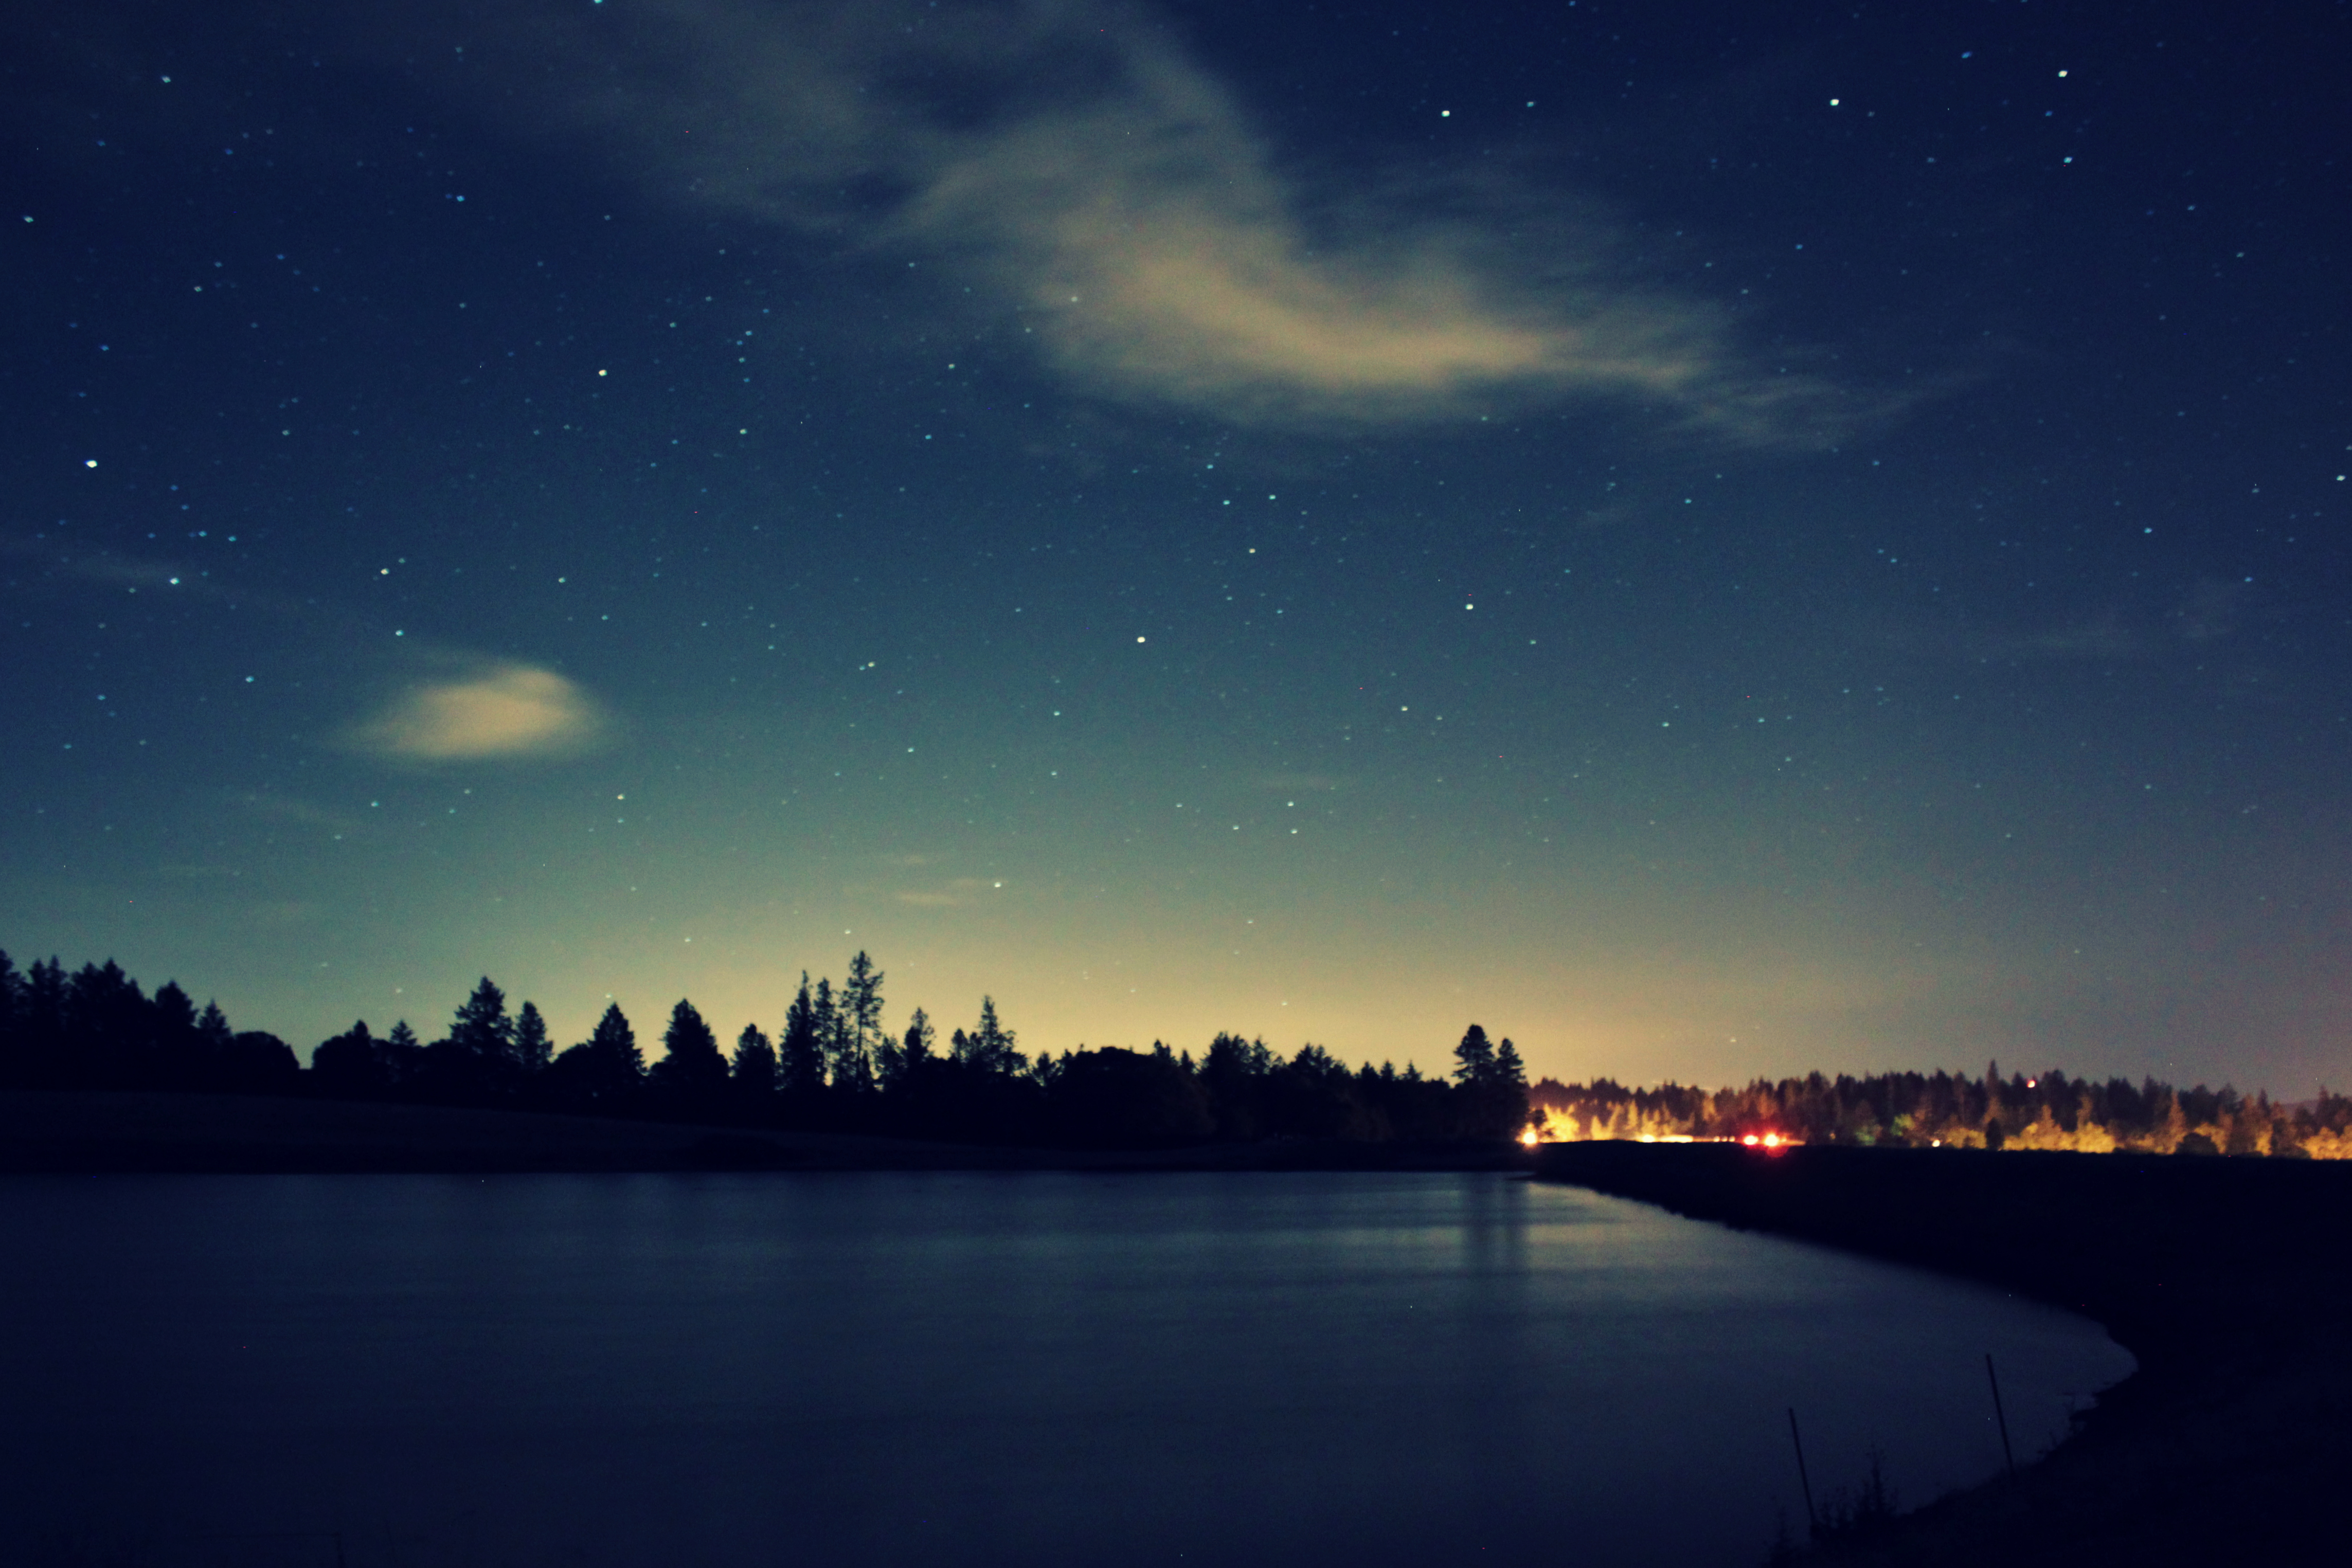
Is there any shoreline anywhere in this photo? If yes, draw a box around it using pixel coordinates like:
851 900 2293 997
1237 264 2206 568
0 1089 1529 1174
14 1093 2343 1558
1534 1141 2352 1563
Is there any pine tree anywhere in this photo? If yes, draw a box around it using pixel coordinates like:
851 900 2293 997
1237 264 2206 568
1453 1024 1497 1086
821 970 876 1093
732 1023 778 1094
814 977 864 1091
587 1002 641 1093
1493 1037 1531 1137
0 950 21 1085
653 998 728 1091
897 1007 936 1087
514 1002 552 1075
955 996 1018 1076
149 980 201 1088
842 951 885 1078
452 978 516 1066
778 975 825 1096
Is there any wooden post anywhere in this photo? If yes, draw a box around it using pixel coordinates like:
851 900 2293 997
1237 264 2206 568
1986 1352 2017 1479
1788 1407 1819 1536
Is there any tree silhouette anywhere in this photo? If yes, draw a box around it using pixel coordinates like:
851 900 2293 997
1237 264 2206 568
222 1030 301 1092
383 1019 423 1087
816 976 871 1094
312 1020 384 1095
546 1003 642 1104
732 1023 778 1095
651 999 728 1093
0 950 21 1070
1453 1024 1497 1086
838 951 884 1095
778 976 825 1097
515 1001 552 1076
451 978 517 1069
884 1007 934 1095
955 996 1019 1077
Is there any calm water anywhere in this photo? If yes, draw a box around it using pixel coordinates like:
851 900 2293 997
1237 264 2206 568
0 1172 2130 1567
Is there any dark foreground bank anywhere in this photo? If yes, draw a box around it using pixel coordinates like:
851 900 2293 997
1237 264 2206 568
0 1090 1529 1173
1537 1142 2352 1564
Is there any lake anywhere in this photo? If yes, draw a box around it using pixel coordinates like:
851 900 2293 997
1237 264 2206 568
0 1171 2131 1567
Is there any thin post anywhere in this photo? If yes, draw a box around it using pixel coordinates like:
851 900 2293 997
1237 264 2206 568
1787 1407 1818 1536
1985 1352 2017 1479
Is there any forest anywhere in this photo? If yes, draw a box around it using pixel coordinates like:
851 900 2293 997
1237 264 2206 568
0 949 1530 1149
6 946 2345 1158
1529 1068 2352 1159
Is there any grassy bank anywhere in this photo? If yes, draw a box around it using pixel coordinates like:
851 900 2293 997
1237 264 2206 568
1536 1141 2352 1563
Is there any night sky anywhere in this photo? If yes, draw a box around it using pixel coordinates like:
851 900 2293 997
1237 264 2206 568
5 0 2346 1093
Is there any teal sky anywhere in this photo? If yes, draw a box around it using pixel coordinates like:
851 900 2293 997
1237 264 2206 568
5 0 2347 1092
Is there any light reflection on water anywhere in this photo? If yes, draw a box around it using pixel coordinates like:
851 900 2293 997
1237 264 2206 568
0 1172 2130 1566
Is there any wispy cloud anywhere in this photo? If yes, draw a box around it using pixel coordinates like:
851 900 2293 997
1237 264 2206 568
349 663 608 762
1885 579 2265 668
895 877 996 908
402 0 1871 439
7 535 617 767
1965 615 2149 663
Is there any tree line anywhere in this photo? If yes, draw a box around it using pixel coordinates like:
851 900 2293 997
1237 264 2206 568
0 949 1531 1149
1530 1064 2352 1159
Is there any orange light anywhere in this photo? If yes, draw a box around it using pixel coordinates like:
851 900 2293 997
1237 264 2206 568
1762 1133 1783 1149
1518 1128 1541 1147
1741 1134 1761 1146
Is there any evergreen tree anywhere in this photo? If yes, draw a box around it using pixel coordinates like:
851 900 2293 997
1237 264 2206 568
732 1023 778 1094
1494 1036 1528 1090
955 996 1019 1076
891 1007 936 1092
452 978 517 1066
652 998 728 1092
778 975 825 1096
817 975 873 1092
148 979 201 1087
0 950 21 1084
586 1002 641 1093
152 981 199 1037
66 960 150 1088
1492 1037 1532 1137
841 951 885 1088
514 1001 552 1075
184 997 236 1089
1453 1024 1498 1086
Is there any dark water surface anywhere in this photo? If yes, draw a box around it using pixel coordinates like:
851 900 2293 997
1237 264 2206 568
0 1172 2129 1567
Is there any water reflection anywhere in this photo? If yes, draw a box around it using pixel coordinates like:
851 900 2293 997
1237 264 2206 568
0 1173 2129 1567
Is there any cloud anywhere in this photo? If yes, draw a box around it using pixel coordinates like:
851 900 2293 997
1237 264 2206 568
404 0 1870 439
350 663 608 761
896 877 995 908
1885 583 2263 669
1966 615 2149 663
